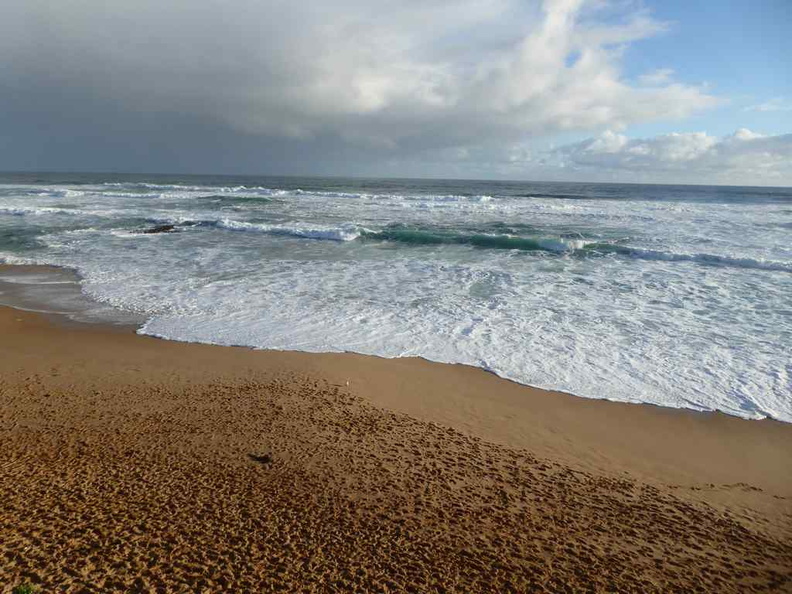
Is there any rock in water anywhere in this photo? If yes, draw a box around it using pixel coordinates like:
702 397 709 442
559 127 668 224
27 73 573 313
141 224 176 234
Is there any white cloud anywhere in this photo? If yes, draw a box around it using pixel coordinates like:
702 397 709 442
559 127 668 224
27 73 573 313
638 68 675 86
744 98 792 113
379 127 790 185
1 0 717 154
519 128 792 184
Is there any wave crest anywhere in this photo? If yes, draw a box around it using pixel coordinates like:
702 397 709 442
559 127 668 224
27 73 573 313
603 245 792 273
150 217 364 242
141 217 792 273
362 227 592 253
0 206 80 216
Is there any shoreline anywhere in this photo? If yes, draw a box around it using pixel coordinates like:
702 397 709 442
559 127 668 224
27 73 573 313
1 263 790 491
0 263 784 424
1 299 791 590
1 281 790 493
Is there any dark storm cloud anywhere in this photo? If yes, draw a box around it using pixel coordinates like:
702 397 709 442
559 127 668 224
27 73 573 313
1 0 717 175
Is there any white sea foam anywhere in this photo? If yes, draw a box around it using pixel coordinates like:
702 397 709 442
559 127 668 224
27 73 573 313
537 237 595 252
101 182 209 191
133 256 790 422
0 206 81 216
147 216 365 241
213 219 364 241
0 253 39 266
618 246 792 273
29 189 86 198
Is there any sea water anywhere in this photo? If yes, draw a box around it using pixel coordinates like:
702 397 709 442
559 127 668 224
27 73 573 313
0 172 789 421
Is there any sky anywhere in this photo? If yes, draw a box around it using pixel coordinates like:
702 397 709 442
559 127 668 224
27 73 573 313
1 0 790 185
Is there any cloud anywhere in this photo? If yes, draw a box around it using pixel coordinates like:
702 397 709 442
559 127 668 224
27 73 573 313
513 128 792 184
637 68 675 86
1 0 717 170
744 98 792 113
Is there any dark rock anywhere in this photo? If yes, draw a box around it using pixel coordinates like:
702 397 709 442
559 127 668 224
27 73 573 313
141 224 176 234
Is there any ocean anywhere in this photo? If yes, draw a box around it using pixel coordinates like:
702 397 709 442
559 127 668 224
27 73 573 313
0 172 790 421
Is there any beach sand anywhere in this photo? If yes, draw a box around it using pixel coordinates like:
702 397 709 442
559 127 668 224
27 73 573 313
1 296 791 591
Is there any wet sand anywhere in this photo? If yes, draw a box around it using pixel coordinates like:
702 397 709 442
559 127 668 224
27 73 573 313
1 303 791 592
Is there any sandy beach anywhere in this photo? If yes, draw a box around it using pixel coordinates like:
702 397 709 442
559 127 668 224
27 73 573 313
1 296 791 591
3 0 791 586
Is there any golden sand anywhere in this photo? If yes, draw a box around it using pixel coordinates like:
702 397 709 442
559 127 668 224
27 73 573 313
1 305 790 592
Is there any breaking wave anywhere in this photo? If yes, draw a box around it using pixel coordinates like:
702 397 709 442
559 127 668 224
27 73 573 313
601 245 792 273
0 206 81 216
150 217 364 242
360 226 593 252
143 217 792 272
